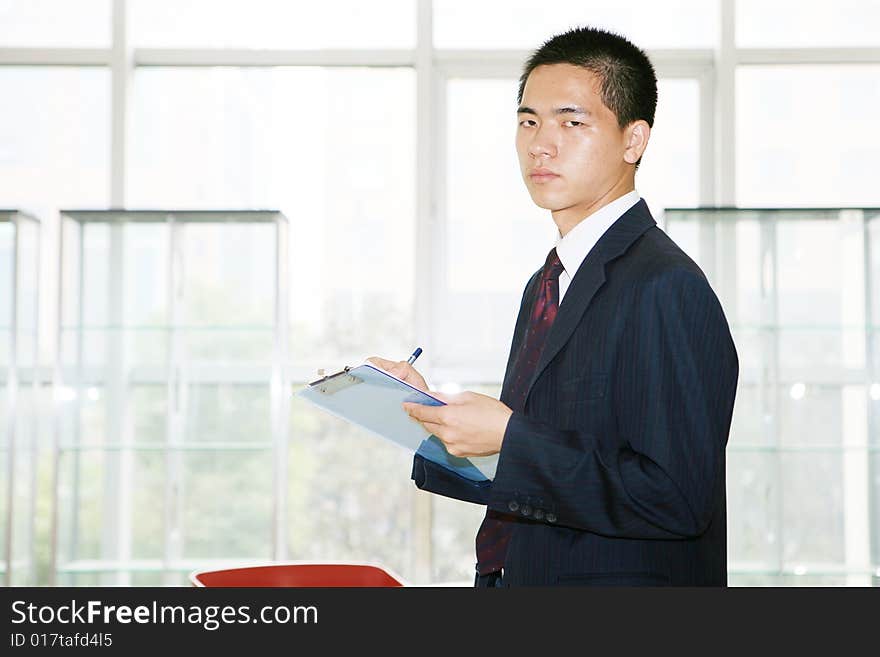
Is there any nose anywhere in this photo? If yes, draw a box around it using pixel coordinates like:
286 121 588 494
528 125 557 160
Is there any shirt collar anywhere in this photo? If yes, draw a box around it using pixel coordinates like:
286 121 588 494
555 190 641 279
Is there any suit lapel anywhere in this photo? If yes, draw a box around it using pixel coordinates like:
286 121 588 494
525 199 657 400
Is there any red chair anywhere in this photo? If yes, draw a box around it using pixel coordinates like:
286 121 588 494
189 562 406 587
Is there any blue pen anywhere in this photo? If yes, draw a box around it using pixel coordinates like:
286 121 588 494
406 347 423 365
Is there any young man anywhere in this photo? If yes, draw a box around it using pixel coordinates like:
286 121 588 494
370 26 738 587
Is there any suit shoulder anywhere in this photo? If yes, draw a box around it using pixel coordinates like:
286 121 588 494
625 225 710 288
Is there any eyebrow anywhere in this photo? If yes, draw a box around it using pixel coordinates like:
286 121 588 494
516 105 592 116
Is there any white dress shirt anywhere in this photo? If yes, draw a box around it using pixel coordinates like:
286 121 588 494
555 190 641 304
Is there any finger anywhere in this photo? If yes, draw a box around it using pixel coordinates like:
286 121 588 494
403 401 445 424
366 356 396 371
420 422 446 437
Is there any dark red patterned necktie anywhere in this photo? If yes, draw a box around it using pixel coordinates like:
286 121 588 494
476 247 565 576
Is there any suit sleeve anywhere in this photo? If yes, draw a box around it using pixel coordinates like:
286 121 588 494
487 268 739 538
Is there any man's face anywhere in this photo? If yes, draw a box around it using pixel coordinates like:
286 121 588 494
515 63 636 233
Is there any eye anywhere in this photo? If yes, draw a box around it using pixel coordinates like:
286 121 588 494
519 119 537 128
564 120 584 127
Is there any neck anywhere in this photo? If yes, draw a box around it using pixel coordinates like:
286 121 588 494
552 177 635 237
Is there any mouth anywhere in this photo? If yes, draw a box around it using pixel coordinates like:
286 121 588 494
529 169 560 183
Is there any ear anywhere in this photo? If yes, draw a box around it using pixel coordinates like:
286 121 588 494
623 120 651 165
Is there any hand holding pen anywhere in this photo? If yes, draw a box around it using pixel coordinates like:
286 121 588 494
366 347 429 392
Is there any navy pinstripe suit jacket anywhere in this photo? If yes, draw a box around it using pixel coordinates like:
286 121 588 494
412 199 739 586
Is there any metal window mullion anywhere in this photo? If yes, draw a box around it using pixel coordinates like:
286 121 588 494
111 0 131 207
102 221 132 586
271 217 290 561
48 214 69 585
411 0 434 585
0 48 111 66
133 48 415 68
3 218 20 586
761 214 784 577
867 219 879 576
70 224 86 572
163 217 184 584
735 48 880 65
717 0 736 206
24 217 41 586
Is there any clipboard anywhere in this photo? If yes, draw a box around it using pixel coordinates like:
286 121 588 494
296 363 497 482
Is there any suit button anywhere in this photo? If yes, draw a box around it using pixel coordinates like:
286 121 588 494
521 505 532 517
534 509 544 520
546 513 557 523
508 501 519 512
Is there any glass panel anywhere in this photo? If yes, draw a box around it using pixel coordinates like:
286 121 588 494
182 383 271 444
178 222 275 363
0 221 11 367
129 384 167 445
0 0 111 47
0 437 6 580
129 451 165 560
0 68 110 214
288 393 415 580
737 66 880 207
55 449 165 569
431 481 487 585
737 0 880 48
8 384 38 585
638 78 701 218
727 450 780 571
180 449 274 560
869 211 880 328
131 0 415 48
16 219 39 372
871 452 880 567
60 220 172 371
128 67 415 367
781 452 845 565
434 0 718 49
777 384 842 447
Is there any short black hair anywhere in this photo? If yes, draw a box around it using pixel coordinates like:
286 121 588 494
518 26 658 132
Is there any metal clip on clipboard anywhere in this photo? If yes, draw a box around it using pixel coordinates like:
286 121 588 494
309 366 364 395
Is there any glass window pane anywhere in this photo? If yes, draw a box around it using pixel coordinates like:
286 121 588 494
55 449 164 577
0 67 110 212
131 0 415 49
777 384 842 447
727 450 780 571
0 0 110 47
180 449 274 560
0 223 12 368
288 394 416 580
781 452 845 565
736 66 880 207
737 0 880 48
637 78 700 215
431 494 485 583
128 67 416 368
434 0 718 49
